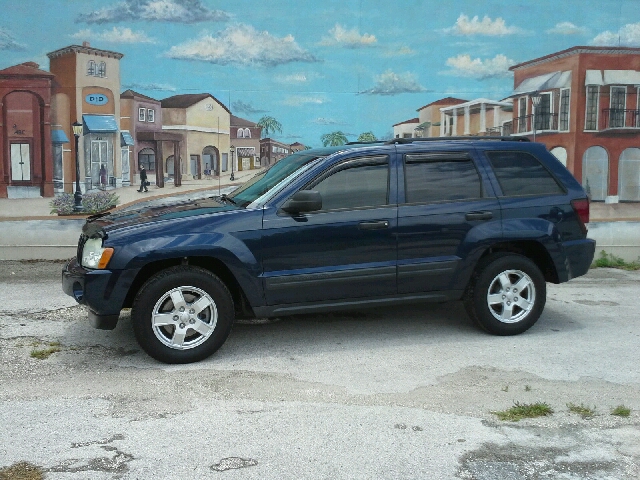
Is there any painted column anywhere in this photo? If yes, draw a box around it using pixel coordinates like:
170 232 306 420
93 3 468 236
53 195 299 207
464 106 470 135
493 106 500 128
480 103 486 134
452 109 458 136
440 111 445 136
42 102 54 196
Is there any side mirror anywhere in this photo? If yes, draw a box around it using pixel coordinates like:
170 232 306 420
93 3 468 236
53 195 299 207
281 190 322 214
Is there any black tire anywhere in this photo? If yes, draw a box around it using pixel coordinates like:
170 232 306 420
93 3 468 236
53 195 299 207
463 253 546 336
132 266 234 364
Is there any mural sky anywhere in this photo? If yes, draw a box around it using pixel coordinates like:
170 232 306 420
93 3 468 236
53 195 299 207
2 0 640 146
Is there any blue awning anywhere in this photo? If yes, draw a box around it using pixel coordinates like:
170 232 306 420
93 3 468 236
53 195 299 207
51 129 70 144
121 130 135 146
83 114 118 134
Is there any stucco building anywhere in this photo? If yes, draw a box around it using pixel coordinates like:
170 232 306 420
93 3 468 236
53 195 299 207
260 138 290 165
417 97 467 137
393 118 420 139
230 115 261 172
439 98 513 137
0 62 57 198
48 42 125 193
509 46 640 202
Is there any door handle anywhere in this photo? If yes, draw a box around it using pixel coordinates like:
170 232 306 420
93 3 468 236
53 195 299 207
465 211 493 221
358 220 389 230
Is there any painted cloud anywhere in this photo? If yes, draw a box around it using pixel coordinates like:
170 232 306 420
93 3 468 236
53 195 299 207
443 54 513 79
320 24 377 48
72 27 156 44
360 70 426 95
444 14 521 36
0 27 26 51
165 24 319 67
592 22 640 46
546 22 587 35
231 101 267 115
76 0 230 24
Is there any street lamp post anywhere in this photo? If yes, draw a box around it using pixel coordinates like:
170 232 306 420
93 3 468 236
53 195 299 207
531 93 542 142
230 145 235 181
72 121 84 211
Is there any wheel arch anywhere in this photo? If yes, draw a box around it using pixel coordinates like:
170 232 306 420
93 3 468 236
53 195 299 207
475 240 559 284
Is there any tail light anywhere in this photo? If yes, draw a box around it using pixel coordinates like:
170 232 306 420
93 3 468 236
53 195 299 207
571 198 590 234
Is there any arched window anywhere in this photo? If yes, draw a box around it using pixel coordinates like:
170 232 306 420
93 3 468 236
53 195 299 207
237 128 245 138
582 146 609 201
98 62 106 77
138 148 156 172
87 60 96 76
549 147 567 167
244 128 251 138
619 148 640 201
202 146 218 175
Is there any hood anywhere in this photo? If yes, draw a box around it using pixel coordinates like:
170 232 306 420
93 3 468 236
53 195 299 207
82 196 237 237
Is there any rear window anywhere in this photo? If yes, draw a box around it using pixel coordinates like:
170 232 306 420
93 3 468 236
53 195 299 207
486 151 564 196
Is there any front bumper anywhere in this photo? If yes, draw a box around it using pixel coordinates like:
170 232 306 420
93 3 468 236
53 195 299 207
62 257 137 330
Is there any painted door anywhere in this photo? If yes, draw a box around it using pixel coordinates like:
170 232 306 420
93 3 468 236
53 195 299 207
53 144 64 192
90 140 108 188
10 143 31 182
121 148 130 186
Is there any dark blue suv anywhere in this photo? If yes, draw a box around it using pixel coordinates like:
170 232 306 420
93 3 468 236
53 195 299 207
62 137 595 363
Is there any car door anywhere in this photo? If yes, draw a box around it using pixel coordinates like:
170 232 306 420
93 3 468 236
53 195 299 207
396 147 502 294
261 154 398 306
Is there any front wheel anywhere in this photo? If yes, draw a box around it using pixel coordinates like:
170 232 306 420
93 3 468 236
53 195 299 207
132 266 234 363
464 253 546 335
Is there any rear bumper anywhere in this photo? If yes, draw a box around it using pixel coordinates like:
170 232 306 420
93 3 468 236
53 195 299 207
561 238 596 280
62 257 137 330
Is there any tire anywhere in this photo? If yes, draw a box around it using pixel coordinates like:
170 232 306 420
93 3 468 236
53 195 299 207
132 266 234 364
464 253 546 336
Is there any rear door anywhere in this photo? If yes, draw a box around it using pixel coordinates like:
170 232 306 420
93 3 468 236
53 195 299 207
261 153 398 305
396 146 501 294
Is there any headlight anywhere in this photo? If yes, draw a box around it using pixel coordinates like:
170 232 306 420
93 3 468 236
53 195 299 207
81 238 114 269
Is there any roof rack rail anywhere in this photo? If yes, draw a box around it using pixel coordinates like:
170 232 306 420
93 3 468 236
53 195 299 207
345 140 386 145
385 136 530 144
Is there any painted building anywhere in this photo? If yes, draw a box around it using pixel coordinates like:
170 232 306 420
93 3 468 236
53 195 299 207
509 46 640 202
160 93 230 181
48 42 124 193
290 142 307 152
230 115 261 172
260 138 290 165
417 97 467 137
439 98 513 137
120 89 181 188
393 118 419 139
0 62 57 198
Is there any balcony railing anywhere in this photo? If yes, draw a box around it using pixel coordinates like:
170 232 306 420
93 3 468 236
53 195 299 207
602 109 640 130
514 113 559 134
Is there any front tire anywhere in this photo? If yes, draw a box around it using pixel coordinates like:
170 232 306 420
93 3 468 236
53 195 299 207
464 253 546 335
132 266 234 363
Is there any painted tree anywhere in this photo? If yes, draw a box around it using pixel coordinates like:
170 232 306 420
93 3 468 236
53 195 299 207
256 116 283 138
357 131 377 142
321 131 348 147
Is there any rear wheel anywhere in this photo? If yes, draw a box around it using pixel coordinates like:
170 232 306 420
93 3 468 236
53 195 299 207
464 253 546 335
132 266 234 363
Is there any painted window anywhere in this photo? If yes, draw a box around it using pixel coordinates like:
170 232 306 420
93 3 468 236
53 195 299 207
582 146 608 201
138 107 146 122
559 89 570 131
534 92 552 131
585 85 599 130
518 97 527 133
618 148 640 201
87 60 96 76
237 128 245 138
138 148 156 172
609 86 626 128
98 62 106 77
147 109 155 123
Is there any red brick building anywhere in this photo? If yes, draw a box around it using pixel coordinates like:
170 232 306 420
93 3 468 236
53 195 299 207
510 46 640 202
0 62 56 198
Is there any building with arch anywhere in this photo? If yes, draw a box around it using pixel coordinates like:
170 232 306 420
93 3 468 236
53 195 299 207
0 62 57 198
509 46 640 202
230 115 261 172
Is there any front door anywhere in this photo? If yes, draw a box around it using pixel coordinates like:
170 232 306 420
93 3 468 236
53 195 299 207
10 143 31 182
90 140 108 189
261 154 397 305
190 155 199 179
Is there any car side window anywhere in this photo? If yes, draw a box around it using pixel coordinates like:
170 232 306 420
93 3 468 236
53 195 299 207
306 156 389 211
486 151 565 196
404 152 482 204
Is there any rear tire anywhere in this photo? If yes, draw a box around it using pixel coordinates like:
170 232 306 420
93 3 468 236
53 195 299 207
464 253 546 335
132 266 234 363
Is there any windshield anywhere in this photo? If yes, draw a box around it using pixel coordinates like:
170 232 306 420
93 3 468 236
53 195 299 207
228 153 324 207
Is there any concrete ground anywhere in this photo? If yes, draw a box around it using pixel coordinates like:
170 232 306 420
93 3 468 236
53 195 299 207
0 261 638 479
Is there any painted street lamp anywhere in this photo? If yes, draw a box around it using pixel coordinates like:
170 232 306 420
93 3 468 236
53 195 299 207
72 121 84 211
230 145 235 181
531 92 542 142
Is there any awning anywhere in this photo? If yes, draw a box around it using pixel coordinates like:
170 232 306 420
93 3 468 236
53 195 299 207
603 70 640 85
585 70 603 86
237 147 255 156
83 114 118 134
120 130 134 146
511 71 572 97
51 129 69 144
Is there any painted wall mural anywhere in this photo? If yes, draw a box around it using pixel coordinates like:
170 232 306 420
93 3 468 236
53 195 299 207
2 0 640 199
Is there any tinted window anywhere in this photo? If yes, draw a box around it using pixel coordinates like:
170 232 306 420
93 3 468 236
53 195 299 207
487 151 564 196
404 153 481 204
308 157 389 210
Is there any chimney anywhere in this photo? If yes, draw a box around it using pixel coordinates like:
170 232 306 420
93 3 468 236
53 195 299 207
82 41 90 48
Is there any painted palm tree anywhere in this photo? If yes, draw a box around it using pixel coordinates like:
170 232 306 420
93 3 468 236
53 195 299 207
321 131 348 147
256 116 283 138
357 131 377 142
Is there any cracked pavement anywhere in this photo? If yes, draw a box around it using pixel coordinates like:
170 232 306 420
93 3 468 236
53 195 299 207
0 261 639 479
